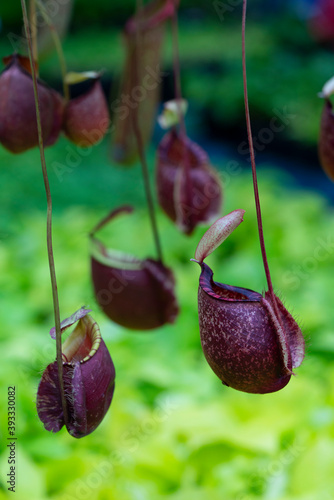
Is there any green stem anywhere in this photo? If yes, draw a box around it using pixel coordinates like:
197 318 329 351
35 0 70 101
20 0 69 428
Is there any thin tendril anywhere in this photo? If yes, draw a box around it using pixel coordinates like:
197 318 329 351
89 206 133 238
21 0 69 428
29 0 38 72
171 9 186 138
241 0 290 356
35 0 70 101
241 0 275 301
131 0 163 262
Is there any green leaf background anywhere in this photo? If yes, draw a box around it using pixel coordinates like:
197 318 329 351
0 136 334 499
1 2 334 498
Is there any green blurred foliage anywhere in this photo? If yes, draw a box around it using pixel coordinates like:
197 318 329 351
0 2 331 147
0 0 225 30
1 135 334 499
1 1 334 499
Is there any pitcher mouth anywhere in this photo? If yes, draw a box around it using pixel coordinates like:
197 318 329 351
62 315 101 365
90 237 144 271
198 261 263 302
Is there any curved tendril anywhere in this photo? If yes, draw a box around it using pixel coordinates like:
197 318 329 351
241 0 275 302
35 0 70 101
131 0 163 262
242 0 288 343
21 0 69 428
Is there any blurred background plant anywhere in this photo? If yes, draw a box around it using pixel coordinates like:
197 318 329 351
1 0 334 499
